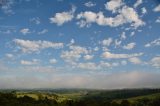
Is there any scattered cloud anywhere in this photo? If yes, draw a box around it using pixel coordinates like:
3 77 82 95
84 55 94 60
141 7 147 15
129 57 142 64
134 0 143 8
30 17 41 25
156 17 160 23
145 38 160 47
130 31 135 36
121 60 127 65
0 29 16 34
70 39 75 44
20 59 40 65
153 4 160 12
49 58 57 64
14 39 64 53
105 0 123 13
99 61 112 68
102 51 143 59
5 53 13 58
120 32 126 40
0 0 14 14
84 1 96 7
61 45 89 63
120 6 145 28
37 29 48 35
114 39 122 47
150 56 160 68
112 62 119 67
50 6 76 26
76 61 121 70
76 11 97 27
67 39 75 46
77 5 145 28
20 28 30 35
123 42 136 50
77 62 98 70
94 47 99 51
101 38 113 46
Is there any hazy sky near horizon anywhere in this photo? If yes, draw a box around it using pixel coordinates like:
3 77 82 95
0 0 160 89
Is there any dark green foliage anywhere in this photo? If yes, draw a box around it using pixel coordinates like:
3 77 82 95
111 101 120 106
120 100 130 106
83 89 160 100
0 92 58 106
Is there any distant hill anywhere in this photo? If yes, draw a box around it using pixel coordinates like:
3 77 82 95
0 88 160 106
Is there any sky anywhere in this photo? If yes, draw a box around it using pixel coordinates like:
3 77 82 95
0 0 160 89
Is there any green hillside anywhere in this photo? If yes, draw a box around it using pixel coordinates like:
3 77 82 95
0 89 160 106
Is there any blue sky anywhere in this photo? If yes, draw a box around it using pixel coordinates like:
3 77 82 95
0 0 160 89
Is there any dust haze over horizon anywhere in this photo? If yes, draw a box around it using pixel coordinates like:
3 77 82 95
0 0 160 89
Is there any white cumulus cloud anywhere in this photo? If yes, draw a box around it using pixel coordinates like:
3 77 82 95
156 17 160 23
49 59 57 64
102 51 143 59
77 5 145 28
145 38 160 47
101 38 113 46
150 56 160 68
129 57 142 64
84 55 94 60
153 4 160 12
20 28 30 35
141 7 147 15
84 1 96 7
105 0 123 13
38 29 48 35
50 6 76 26
14 39 63 53
123 42 136 50
134 0 143 8
61 45 89 63
20 59 40 65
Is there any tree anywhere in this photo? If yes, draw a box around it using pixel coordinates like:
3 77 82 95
120 100 130 106
111 101 120 106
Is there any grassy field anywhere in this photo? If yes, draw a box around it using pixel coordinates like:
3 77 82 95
15 90 88 102
127 93 160 102
16 92 68 102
